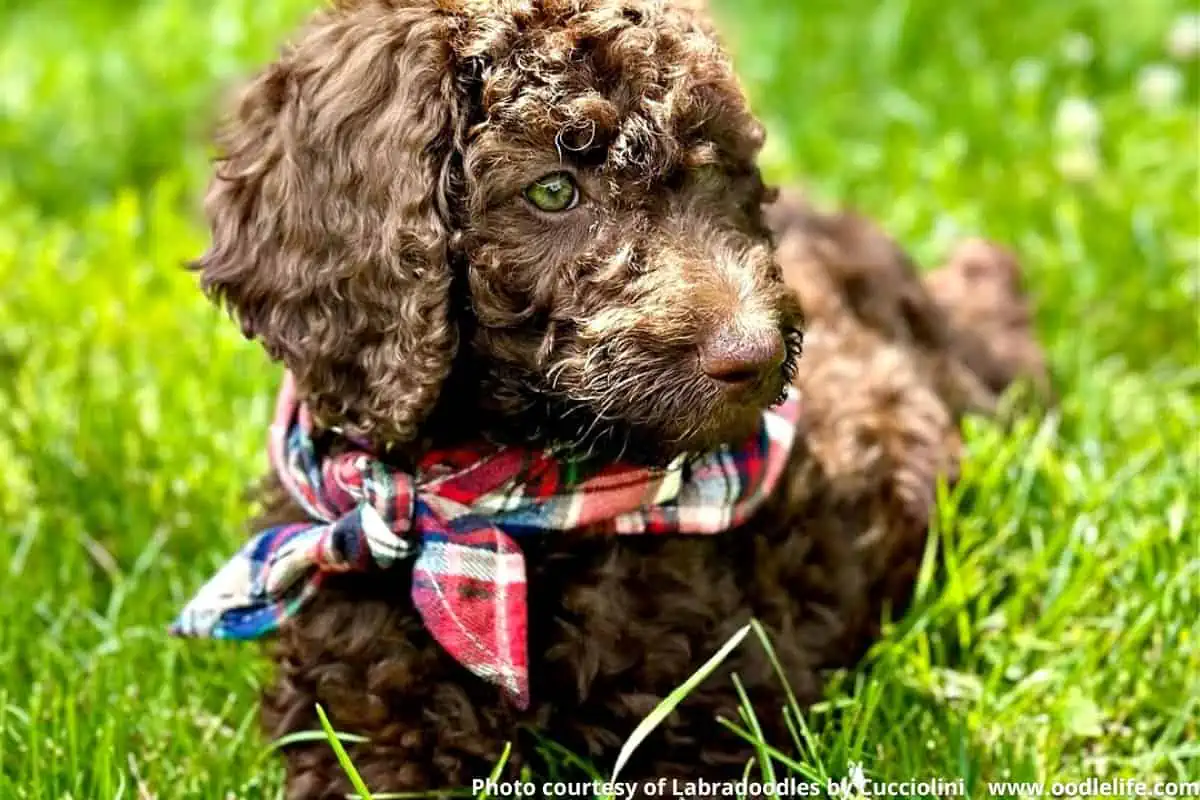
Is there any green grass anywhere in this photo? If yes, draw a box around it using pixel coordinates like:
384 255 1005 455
1 0 1197 797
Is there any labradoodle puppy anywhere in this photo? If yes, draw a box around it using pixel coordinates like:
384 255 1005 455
174 0 1048 796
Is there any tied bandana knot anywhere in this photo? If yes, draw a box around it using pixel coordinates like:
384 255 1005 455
172 372 802 709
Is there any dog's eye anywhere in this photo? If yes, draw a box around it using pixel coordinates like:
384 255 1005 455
524 172 580 212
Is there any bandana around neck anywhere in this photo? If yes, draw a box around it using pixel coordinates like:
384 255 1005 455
171 371 801 708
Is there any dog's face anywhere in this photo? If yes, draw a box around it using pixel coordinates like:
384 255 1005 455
457 3 802 460
197 0 801 463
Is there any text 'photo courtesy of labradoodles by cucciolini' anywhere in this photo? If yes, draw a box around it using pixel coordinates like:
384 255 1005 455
1 0 1196 798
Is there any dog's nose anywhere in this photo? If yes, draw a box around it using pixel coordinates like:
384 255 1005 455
699 325 786 387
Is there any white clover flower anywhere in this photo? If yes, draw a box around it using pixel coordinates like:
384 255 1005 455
212 12 243 51
1061 32 1095 65
929 215 964 254
1137 63 1184 110
1167 12 1200 61
1055 96 1102 142
1055 145 1100 182
1011 58 1047 92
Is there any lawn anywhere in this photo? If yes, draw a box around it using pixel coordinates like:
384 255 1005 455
0 0 1196 797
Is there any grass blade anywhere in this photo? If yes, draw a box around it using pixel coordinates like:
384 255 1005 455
609 622 751 782
477 742 513 800
315 703 374 800
269 728 371 751
730 671 777 791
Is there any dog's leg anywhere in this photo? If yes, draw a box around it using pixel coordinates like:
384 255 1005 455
787 322 957 635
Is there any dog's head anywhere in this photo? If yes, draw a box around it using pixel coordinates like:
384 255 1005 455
197 0 802 464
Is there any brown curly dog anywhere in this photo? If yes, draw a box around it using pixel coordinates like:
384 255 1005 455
189 0 1048 796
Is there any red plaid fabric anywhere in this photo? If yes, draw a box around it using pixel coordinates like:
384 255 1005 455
172 372 802 708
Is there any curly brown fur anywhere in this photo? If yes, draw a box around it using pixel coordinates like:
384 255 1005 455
199 0 800 464
926 239 1053 403
766 191 1053 609
189 1 1049 797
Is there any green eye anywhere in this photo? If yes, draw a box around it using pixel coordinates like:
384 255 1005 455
524 172 580 212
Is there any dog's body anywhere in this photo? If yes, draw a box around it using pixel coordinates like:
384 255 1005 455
184 1 1047 796
255 197 1040 798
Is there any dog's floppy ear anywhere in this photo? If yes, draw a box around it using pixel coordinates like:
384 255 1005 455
194 4 465 445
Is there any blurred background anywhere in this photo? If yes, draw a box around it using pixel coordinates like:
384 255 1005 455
0 0 1196 796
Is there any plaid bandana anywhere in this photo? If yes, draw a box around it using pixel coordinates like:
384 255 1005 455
172 372 801 708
